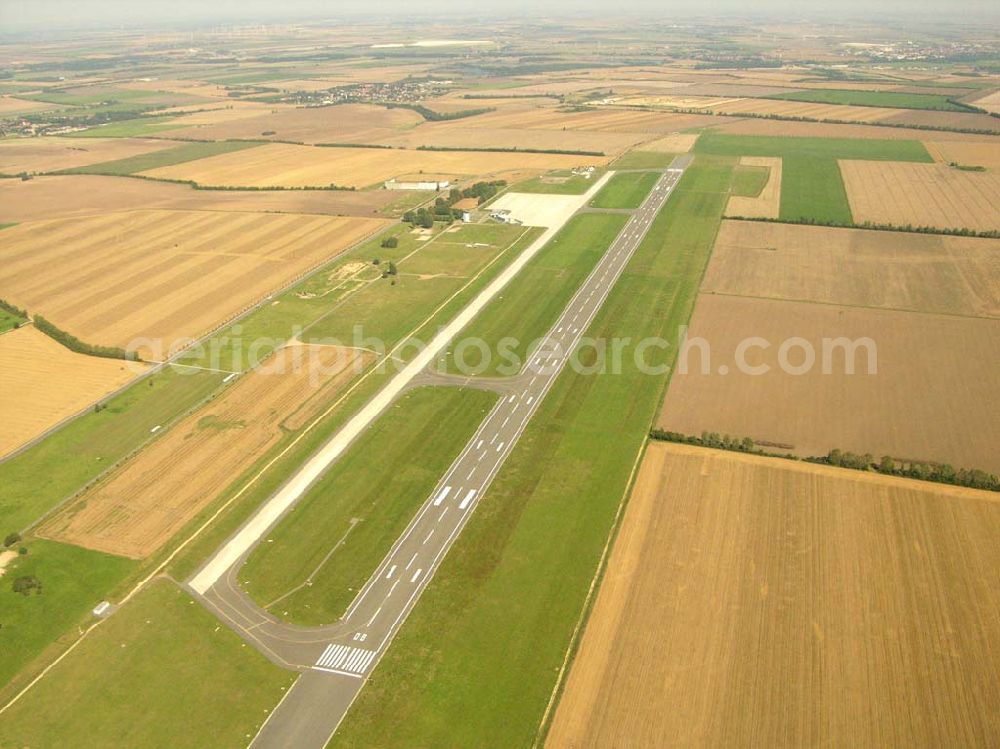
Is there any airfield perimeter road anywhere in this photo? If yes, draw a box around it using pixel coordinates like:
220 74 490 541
188 156 690 748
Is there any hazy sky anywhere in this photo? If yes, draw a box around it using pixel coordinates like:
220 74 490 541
3 0 998 31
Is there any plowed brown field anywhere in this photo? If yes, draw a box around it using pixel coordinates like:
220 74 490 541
0 326 148 458
658 294 1000 472
0 210 386 354
548 441 1000 748
38 344 368 558
704 220 1000 317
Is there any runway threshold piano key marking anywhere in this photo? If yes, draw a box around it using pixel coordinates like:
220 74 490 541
314 644 376 676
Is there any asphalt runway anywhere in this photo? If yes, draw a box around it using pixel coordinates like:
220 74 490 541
192 156 690 747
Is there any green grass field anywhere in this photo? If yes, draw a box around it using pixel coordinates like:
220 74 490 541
512 171 598 194
65 117 180 138
0 308 25 333
179 222 538 372
440 212 627 377
0 580 294 748
696 132 931 223
767 88 966 111
329 154 736 748
589 171 659 209
731 164 769 197
58 140 264 176
611 150 677 169
240 386 496 624
0 365 223 532
0 539 137 688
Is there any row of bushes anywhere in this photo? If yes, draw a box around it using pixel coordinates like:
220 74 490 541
727 214 1000 239
649 429 999 492
34 315 138 361
0 298 28 320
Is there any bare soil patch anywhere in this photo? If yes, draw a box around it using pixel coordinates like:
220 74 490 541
705 219 1000 318
658 294 1000 472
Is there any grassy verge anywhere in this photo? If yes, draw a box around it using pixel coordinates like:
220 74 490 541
695 132 931 223
612 150 677 169
0 539 137 686
329 154 735 748
0 580 294 748
0 365 224 532
439 212 628 376
588 171 659 209
241 386 497 625
766 88 967 111
57 140 264 176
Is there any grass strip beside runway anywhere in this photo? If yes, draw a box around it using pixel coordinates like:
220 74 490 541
0 580 293 748
239 386 498 625
588 170 660 209
329 154 737 748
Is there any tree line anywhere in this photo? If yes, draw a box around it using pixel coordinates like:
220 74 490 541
34 315 139 361
728 214 1000 240
649 429 999 493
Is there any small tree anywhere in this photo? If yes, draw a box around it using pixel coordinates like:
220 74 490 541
381 236 399 249
3 533 20 548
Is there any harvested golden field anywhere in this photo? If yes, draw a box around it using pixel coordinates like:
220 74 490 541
0 136 178 173
38 344 367 558
658 294 1000 472
0 174 397 223
640 132 699 152
378 125 643 156
840 160 1000 232
152 100 280 125
704 220 1000 317
724 156 781 218
926 140 1000 171
162 103 424 144
0 326 147 458
142 142 605 188
0 210 386 354
548 441 1000 748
